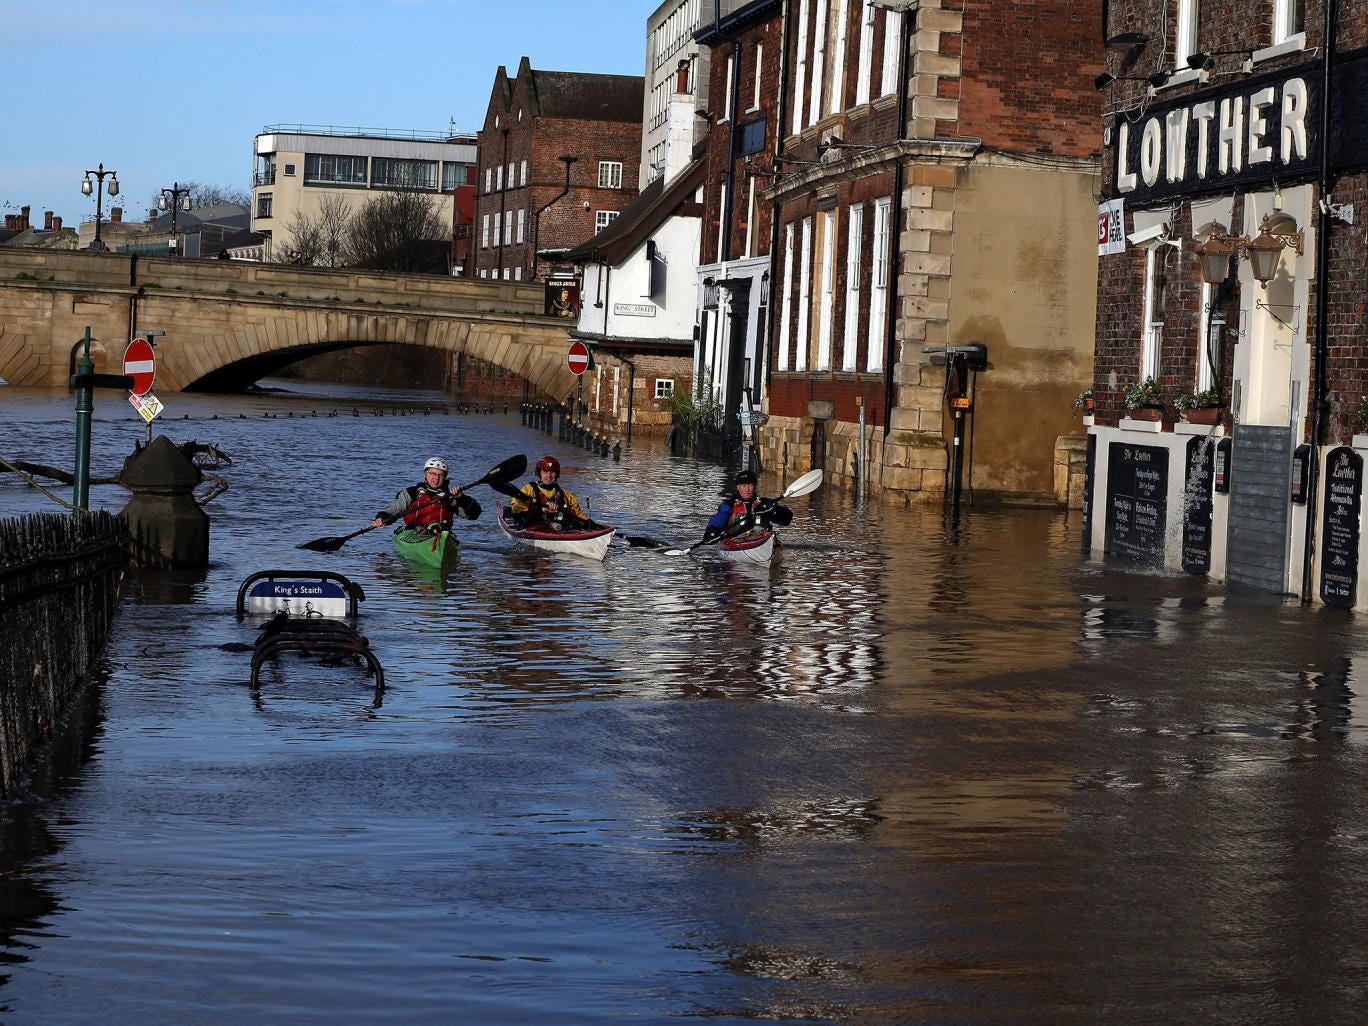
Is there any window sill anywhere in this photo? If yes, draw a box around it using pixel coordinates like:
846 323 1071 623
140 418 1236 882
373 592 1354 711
1154 68 1202 92
1118 417 1163 433
1253 34 1306 65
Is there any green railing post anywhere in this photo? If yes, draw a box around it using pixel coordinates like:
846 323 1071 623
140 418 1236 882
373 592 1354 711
72 327 94 510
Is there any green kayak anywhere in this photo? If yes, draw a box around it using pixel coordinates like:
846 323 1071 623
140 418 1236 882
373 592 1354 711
392 526 459 572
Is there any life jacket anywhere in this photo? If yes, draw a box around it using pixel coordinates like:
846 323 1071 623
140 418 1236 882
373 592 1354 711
403 484 453 529
528 481 568 517
727 496 760 527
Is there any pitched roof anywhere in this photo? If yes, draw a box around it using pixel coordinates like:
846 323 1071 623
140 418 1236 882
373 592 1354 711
531 69 643 121
565 153 706 265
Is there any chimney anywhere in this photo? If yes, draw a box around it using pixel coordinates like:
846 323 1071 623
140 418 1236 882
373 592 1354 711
44 211 53 231
20 205 30 230
663 60 695 185
52 216 62 232
147 208 158 226
3 215 12 231
111 207 123 223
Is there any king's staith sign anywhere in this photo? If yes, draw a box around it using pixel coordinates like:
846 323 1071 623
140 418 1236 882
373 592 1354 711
1109 52 1368 206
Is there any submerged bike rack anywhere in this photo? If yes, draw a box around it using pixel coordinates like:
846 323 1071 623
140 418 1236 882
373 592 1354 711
235 570 384 700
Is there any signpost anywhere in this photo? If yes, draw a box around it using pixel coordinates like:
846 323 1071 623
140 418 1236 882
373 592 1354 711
123 335 162 441
567 340 590 377
123 337 156 395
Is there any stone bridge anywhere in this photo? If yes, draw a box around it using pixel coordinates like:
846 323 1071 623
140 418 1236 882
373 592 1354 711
0 249 577 398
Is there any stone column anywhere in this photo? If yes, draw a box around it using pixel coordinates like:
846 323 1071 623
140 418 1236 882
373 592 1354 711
119 436 210 569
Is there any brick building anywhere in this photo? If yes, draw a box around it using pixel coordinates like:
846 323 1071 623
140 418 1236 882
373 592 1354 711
473 57 644 283
762 0 1102 502
694 0 784 461
1089 0 1368 607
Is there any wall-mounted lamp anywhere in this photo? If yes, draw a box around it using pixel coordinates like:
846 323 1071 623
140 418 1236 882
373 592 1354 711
1095 71 1169 90
1187 50 1254 73
1105 31 1149 51
1192 214 1304 288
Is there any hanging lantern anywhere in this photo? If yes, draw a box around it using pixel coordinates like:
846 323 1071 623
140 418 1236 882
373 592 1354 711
1245 231 1285 286
1195 237 1239 285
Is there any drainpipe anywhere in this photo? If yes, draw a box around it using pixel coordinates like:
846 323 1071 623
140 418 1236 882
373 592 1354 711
881 3 915 438
1300 0 1339 603
127 253 139 342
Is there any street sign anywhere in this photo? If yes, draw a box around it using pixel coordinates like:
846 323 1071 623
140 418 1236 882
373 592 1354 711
129 391 164 423
566 340 591 377
123 337 156 396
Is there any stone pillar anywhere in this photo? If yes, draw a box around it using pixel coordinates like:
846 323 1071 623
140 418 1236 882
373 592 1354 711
119 436 210 569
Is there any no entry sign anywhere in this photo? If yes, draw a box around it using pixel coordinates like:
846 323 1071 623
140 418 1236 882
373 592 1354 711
566 340 590 377
123 337 156 396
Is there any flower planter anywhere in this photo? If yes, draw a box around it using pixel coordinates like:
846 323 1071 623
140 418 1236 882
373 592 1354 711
1183 407 1221 425
1127 406 1163 422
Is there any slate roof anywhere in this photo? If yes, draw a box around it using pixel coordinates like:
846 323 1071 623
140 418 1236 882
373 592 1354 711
532 69 643 121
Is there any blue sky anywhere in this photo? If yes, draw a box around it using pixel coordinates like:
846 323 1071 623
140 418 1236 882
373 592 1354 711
3 0 649 227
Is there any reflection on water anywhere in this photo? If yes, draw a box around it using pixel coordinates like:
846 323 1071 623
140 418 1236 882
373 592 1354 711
3 381 1368 1022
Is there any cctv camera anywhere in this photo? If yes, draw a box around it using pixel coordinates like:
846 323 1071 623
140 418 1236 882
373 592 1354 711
1127 223 1172 246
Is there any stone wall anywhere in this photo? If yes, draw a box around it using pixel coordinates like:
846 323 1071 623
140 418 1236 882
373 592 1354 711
0 512 126 799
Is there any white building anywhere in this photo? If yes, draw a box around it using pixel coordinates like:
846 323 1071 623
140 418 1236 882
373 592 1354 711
251 124 476 261
641 0 709 189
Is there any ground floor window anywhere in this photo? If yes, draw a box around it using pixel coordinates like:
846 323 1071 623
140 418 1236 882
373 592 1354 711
654 378 675 399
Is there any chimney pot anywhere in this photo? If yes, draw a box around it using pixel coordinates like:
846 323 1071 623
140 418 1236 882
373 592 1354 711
4 215 13 231
675 59 691 94
19 206 30 231
44 210 53 231
52 216 62 232
111 207 123 222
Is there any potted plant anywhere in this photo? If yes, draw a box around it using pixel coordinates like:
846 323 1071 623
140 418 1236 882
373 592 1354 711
1073 387 1094 417
1356 396 1368 434
1123 376 1165 421
1175 388 1222 425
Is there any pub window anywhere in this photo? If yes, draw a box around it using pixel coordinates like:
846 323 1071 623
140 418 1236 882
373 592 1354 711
1197 282 1217 393
655 378 675 399
1274 0 1306 45
1174 0 1199 68
1140 241 1174 381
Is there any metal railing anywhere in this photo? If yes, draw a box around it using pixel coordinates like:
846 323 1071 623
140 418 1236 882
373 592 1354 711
261 123 468 142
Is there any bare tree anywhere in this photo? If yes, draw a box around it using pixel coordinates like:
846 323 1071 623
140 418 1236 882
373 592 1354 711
271 194 353 266
344 190 450 273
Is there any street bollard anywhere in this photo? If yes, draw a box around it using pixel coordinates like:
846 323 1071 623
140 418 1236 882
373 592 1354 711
612 442 621 462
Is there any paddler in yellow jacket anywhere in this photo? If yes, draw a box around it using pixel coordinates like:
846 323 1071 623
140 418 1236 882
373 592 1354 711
509 456 592 531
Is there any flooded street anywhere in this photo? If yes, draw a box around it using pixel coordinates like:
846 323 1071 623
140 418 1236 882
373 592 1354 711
3 383 1368 1023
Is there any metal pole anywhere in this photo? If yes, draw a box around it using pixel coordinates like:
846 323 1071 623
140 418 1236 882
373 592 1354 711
949 408 966 512
93 176 105 252
858 400 867 504
73 327 94 510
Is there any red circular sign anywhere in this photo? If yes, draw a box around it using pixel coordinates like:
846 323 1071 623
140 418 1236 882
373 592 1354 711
123 337 156 396
566 340 590 377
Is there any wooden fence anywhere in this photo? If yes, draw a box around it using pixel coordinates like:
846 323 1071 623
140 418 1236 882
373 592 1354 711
0 512 127 798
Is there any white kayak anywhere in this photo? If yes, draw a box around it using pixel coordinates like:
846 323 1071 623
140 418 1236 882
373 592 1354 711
497 503 616 561
719 528 776 565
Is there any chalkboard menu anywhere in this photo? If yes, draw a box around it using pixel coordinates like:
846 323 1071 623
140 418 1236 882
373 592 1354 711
1105 442 1169 565
1182 437 1215 575
1320 446 1363 608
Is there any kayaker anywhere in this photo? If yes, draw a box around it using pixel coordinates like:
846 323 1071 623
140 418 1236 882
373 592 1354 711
508 456 590 531
372 457 481 531
701 469 792 543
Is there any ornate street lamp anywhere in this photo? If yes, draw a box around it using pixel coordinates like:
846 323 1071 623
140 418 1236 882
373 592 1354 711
1246 213 1304 287
157 182 193 255
81 163 120 251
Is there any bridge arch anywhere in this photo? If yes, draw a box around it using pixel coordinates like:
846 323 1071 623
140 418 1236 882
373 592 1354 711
0 249 577 399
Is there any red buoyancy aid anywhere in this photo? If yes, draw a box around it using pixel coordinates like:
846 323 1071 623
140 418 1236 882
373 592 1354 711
727 498 759 526
403 486 453 529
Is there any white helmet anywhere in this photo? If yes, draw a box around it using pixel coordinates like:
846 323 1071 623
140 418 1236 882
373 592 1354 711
423 457 448 474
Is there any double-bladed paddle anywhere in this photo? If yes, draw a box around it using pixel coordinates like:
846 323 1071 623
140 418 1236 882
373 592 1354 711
297 453 529 552
662 468 824 556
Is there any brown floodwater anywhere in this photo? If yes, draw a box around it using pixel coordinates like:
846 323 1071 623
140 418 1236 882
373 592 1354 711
1 381 1367 1024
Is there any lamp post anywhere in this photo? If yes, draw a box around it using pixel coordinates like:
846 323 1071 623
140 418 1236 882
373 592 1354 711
81 163 120 252
157 182 193 256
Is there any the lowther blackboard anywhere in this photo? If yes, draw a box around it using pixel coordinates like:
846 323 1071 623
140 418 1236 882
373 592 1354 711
1105 442 1168 566
1182 437 1215 575
1320 446 1363 608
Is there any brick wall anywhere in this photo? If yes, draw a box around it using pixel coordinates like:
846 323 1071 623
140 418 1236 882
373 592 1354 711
474 73 642 281
701 10 783 265
954 0 1103 157
583 352 693 437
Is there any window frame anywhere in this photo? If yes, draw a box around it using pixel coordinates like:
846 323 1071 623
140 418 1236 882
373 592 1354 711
595 210 619 232
1273 0 1306 46
867 197 890 372
654 378 675 400
778 221 795 372
598 161 624 189
1174 0 1199 69
843 203 863 372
